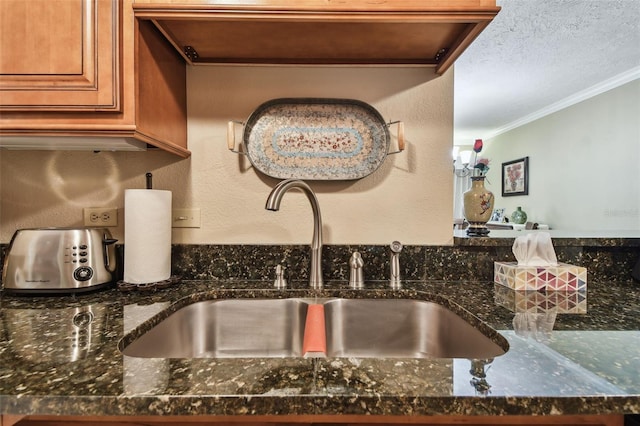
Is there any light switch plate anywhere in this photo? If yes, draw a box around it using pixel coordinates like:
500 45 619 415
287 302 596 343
172 208 201 228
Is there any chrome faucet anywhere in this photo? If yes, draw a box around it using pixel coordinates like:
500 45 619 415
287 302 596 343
265 179 323 289
349 251 365 289
389 240 403 289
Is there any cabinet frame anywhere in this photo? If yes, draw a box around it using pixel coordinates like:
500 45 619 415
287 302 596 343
132 1 500 74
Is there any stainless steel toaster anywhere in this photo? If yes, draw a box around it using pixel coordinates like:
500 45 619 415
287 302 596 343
2 228 118 293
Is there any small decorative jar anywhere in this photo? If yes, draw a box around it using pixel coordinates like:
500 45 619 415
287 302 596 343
511 206 528 225
463 176 495 236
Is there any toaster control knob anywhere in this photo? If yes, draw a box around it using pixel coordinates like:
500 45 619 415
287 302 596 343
74 266 94 282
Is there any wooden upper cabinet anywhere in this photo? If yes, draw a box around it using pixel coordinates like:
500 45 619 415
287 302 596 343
132 0 500 74
0 0 190 158
0 0 120 111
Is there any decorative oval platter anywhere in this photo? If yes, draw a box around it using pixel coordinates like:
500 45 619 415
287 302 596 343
240 98 392 180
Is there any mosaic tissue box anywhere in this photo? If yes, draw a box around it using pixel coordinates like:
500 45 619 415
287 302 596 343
493 261 587 291
493 283 587 314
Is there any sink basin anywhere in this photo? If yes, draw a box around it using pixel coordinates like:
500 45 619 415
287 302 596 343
323 299 506 359
121 297 508 359
121 298 308 358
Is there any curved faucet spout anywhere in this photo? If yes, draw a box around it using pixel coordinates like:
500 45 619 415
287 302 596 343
265 179 323 289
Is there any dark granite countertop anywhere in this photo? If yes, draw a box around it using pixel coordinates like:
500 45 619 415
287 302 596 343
1 280 639 418
453 230 640 247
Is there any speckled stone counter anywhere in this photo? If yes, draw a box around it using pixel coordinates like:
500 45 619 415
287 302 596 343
2 239 639 284
1 280 639 419
166 243 640 286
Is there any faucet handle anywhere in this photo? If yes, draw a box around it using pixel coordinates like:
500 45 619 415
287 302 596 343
390 240 403 253
389 241 402 289
349 251 365 289
274 264 287 289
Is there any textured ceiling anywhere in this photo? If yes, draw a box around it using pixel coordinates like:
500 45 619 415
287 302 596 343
454 0 640 145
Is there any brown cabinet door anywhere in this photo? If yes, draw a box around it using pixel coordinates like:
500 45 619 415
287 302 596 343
0 0 120 111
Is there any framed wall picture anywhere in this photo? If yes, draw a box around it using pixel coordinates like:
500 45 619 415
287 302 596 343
502 157 529 196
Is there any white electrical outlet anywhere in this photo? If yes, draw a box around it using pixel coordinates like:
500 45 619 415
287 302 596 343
172 208 201 228
83 207 118 227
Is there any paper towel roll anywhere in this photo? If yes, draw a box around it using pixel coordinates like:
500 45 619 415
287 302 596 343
124 189 172 284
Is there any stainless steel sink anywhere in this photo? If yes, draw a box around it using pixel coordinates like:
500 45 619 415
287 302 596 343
121 298 308 358
323 299 506 359
121 297 508 359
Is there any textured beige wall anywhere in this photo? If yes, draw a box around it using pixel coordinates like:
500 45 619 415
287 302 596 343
0 66 454 245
